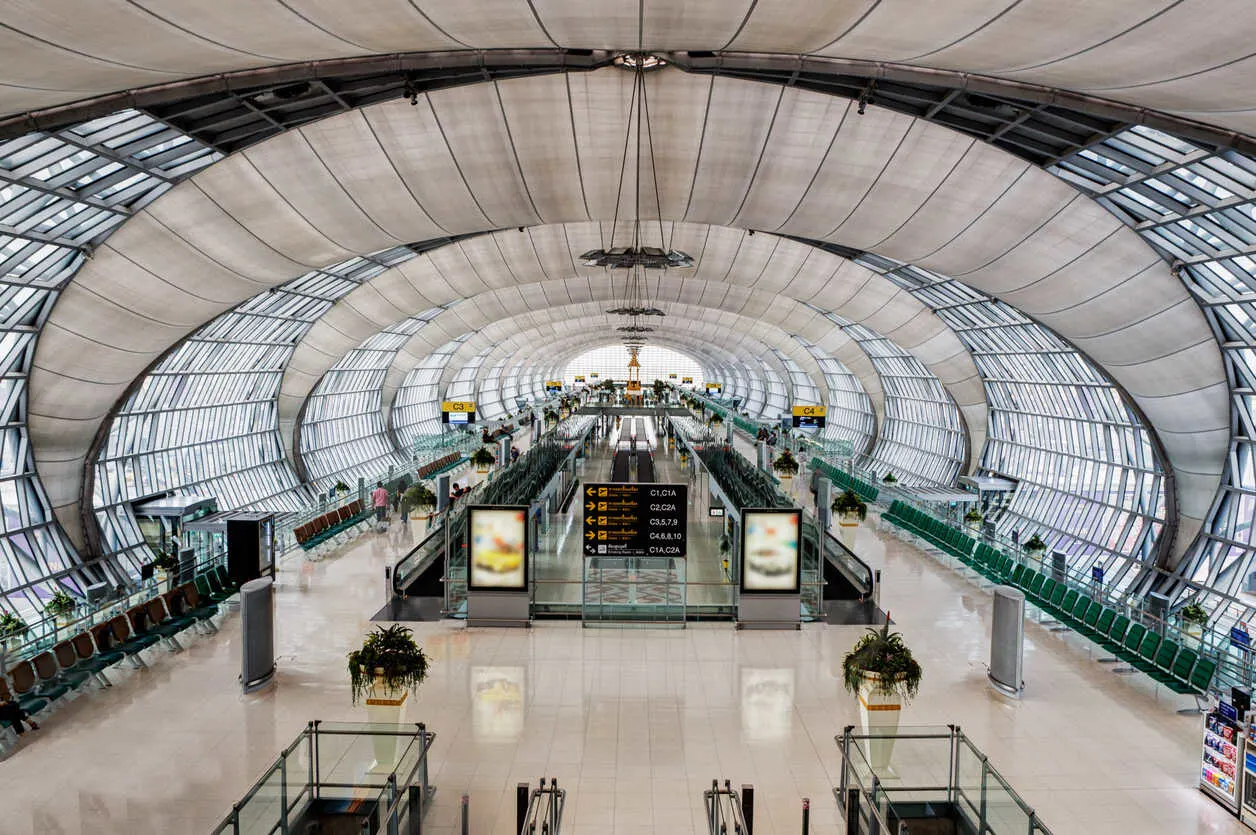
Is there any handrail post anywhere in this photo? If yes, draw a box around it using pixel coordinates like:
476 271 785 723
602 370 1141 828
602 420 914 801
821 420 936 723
279 756 289 834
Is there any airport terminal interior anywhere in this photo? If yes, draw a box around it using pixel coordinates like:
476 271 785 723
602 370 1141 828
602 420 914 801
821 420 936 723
7 3 1256 834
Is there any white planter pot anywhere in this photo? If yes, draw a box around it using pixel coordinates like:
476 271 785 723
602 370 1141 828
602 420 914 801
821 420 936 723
778 473 794 489
857 672 902 771
365 677 409 773
965 519 982 532
838 511 862 548
1184 623 1204 650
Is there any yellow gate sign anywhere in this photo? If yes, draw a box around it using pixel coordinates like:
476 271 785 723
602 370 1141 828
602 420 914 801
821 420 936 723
792 405 827 417
441 401 475 413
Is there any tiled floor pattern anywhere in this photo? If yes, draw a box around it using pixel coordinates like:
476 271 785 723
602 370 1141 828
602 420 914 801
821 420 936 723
0 434 1245 834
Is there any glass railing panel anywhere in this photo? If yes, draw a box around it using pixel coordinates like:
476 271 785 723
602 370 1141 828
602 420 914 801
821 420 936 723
233 763 286 835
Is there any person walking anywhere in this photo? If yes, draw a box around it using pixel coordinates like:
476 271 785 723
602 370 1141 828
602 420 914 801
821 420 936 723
371 481 389 529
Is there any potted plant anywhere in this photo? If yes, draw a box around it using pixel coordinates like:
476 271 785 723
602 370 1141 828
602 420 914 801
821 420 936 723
1181 601 1209 648
0 611 28 649
963 507 984 531
45 589 77 627
334 480 351 498
1022 533 1047 561
348 624 431 770
774 449 800 487
542 408 559 426
471 446 496 474
882 472 898 484
842 612 922 768
153 549 180 588
709 414 724 429
403 483 437 522
832 489 868 545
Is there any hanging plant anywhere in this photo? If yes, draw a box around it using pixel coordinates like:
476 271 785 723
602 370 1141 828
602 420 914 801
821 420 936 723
882 472 898 484
773 449 800 475
347 625 431 705
0 611 28 640
1181 602 1209 626
470 447 497 467
45 590 77 619
334 480 351 493
842 614 923 702
831 489 868 521
1023 533 1047 552
403 484 437 512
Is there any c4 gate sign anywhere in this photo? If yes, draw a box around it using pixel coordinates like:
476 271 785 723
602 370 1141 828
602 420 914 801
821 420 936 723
581 482 688 557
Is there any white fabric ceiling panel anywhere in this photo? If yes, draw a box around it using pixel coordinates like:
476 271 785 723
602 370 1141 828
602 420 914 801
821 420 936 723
875 153 1031 266
727 0 873 53
285 0 465 52
499 72 596 223
730 93 851 231
419 0 551 48
136 192 308 285
926 186 1089 281
779 252 838 300
363 103 495 232
240 132 402 254
812 0 1023 63
192 162 355 267
430 82 544 227
769 106 916 242
833 125 981 249
1064 300 1208 366
682 80 783 225
299 112 449 243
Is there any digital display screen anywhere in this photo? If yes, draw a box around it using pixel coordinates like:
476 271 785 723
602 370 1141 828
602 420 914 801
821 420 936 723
740 509 801 593
446 411 471 425
467 506 528 590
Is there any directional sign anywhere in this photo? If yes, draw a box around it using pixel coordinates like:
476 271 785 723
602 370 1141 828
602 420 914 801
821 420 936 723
581 482 688 557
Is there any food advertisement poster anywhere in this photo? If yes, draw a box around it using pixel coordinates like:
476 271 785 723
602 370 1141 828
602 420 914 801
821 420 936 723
468 506 528 590
741 509 801 593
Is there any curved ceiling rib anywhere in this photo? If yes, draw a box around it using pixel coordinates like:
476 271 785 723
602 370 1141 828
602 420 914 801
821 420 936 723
3 3 1256 137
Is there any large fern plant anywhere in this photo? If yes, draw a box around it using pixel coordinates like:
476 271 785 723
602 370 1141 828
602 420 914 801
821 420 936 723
842 613 922 702
348 625 431 705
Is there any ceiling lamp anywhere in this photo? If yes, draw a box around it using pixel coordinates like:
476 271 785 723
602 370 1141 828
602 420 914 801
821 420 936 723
613 52 668 72
605 305 665 317
579 246 693 269
616 325 655 333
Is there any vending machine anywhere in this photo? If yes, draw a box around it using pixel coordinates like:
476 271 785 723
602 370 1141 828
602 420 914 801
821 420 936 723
1241 744 1256 830
1202 707 1242 814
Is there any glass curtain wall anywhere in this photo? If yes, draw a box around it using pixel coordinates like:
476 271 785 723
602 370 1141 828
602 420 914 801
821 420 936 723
94 248 420 573
816 313 965 485
794 337 877 456
1048 125 1256 616
857 255 1166 588
0 110 219 617
563 344 705 387
390 339 469 449
300 311 443 490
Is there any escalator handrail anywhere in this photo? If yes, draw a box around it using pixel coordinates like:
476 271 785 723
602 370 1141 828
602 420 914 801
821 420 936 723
819 525 874 597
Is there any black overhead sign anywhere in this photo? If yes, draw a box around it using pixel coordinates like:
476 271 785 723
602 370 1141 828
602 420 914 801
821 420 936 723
582 482 688 557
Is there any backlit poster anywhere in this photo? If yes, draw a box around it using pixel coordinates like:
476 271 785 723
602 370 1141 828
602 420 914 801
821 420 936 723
467 506 528 590
740 509 801 593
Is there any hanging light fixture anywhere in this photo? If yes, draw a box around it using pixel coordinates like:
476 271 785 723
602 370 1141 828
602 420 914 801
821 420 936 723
589 53 692 346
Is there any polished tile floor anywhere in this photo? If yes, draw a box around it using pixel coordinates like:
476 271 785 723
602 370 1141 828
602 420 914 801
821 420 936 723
0 443 1244 833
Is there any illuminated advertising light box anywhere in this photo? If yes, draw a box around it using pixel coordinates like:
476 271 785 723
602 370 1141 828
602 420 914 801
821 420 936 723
467 506 529 591
441 400 476 424
740 508 801 594
791 404 827 429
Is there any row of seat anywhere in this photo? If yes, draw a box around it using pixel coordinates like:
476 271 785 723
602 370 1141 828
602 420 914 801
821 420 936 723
0 567 238 742
883 500 1216 701
293 499 366 549
810 458 880 503
884 500 972 559
418 452 463 479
